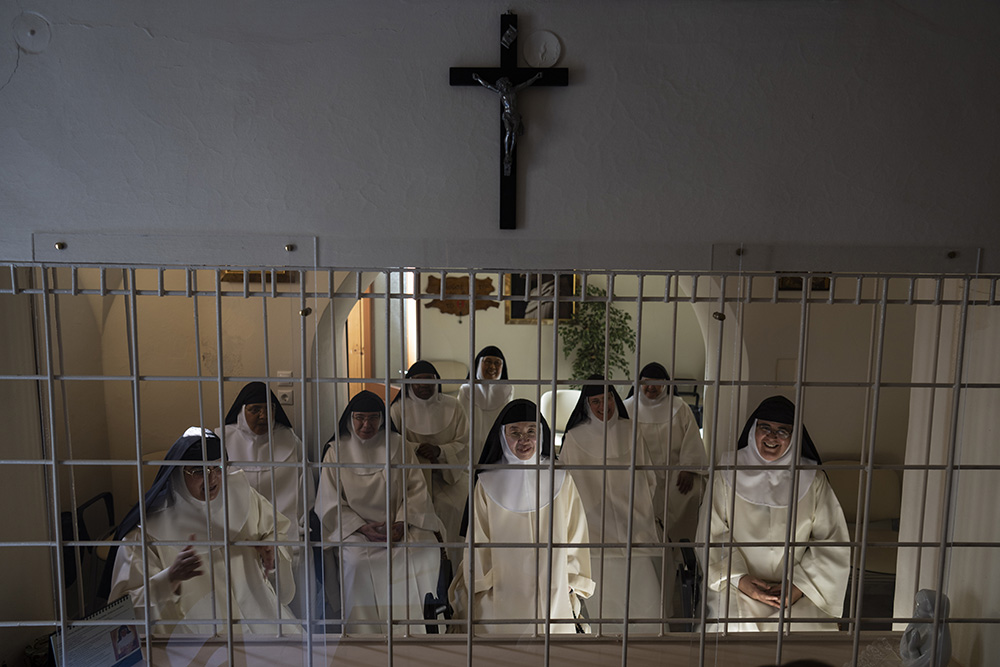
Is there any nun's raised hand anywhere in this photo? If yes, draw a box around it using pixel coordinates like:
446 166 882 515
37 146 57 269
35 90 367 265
168 534 204 589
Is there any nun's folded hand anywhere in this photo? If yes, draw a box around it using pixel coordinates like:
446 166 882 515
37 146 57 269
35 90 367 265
389 521 405 542
359 522 388 542
738 575 783 608
416 443 441 463
168 534 205 588
255 545 275 571
772 582 804 608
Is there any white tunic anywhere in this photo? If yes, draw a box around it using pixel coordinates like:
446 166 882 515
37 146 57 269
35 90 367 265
222 416 308 538
221 415 312 617
701 472 850 631
109 472 299 637
559 418 668 633
457 382 513 466
622 394 707 540
390 396 470 562
449 473 594 635
315 434 444 634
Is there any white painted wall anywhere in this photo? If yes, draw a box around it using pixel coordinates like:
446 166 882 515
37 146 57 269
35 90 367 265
1 1 998 272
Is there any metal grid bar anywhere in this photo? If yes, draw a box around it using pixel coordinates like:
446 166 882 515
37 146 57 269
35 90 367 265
542 272 562 661
849 278 891 663
464 271 477 666
385 273 396 658
6 271 992 305
930 278 972 666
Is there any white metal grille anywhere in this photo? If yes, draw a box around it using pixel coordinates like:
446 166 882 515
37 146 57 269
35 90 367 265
2 264 997 667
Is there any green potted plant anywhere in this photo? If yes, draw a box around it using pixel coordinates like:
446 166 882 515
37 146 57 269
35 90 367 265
558 284 636 382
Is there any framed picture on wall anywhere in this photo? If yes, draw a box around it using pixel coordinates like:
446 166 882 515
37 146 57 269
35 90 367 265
504 274 577 324
776 274 831 291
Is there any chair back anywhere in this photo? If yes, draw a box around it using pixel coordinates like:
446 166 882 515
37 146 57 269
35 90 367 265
63 492 116 617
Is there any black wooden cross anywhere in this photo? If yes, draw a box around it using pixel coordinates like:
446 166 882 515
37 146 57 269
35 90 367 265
450 13 568 230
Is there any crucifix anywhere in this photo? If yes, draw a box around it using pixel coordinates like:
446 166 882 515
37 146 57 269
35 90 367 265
450 13 568 230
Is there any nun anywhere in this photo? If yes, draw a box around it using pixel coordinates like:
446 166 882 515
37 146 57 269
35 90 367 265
222 382 308 538
700 396 850 632
390 360 470 563
221 382 311 614
558 376 666 633
457 346 514 465
108 428 299 636
448 399 594 635
622 363 707 541
315 391 444 634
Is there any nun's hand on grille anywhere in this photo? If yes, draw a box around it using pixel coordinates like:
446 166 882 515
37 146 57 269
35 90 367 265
167 534 204 590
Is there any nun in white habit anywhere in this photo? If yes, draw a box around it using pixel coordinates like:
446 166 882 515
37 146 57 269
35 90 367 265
457 346 514 466
448 399 594 635
109 428 299 637
558 376 667 634
221 382 312 615
315 391 444 634
699 395 849 632
622 363 708 541
390 360 470 563
222 382 309 539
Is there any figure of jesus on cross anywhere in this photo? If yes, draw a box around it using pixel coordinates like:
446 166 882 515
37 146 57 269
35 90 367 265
451 13 568 229
472 72 543 176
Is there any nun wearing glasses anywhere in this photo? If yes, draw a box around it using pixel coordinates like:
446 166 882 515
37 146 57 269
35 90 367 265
222 382 309 543
449 399 594 636
109 428 299 636
315 391 444 634
222 382 312 615
700 396 850 632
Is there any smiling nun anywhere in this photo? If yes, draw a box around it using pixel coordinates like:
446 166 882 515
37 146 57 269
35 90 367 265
449 399 593 635
700 395 850 632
